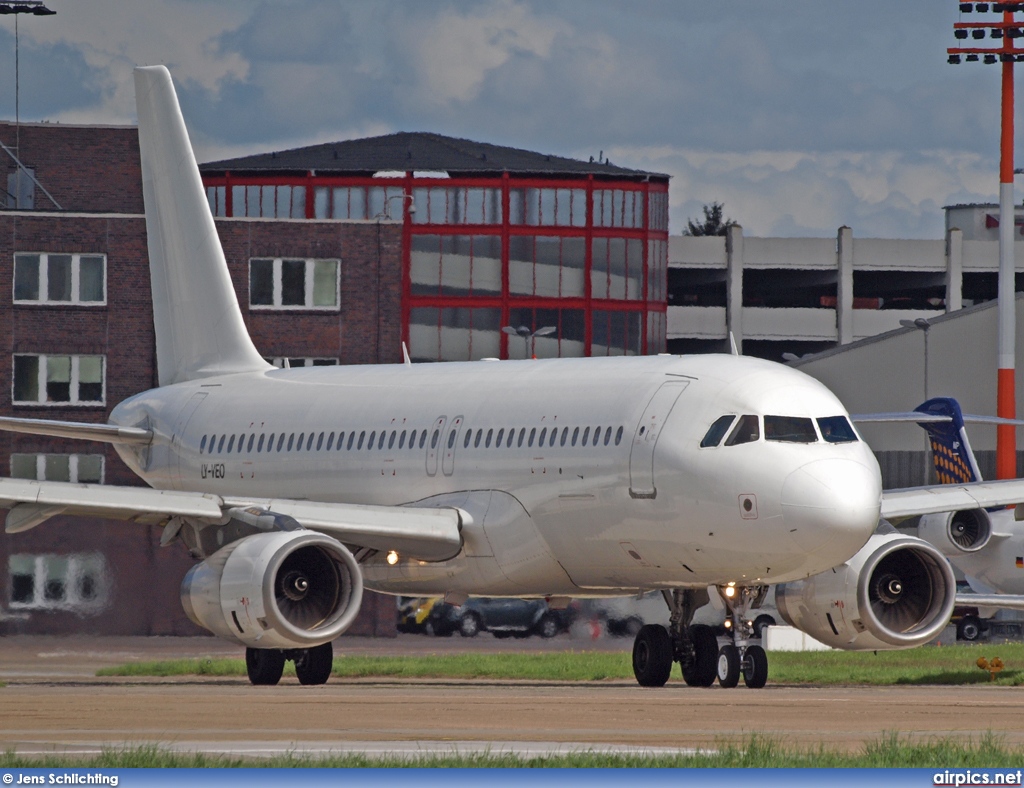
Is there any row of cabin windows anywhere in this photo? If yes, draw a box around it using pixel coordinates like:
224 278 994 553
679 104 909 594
460 425 624 450
199 424 626 456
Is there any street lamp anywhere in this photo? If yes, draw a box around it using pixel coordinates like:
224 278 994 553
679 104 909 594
948 2 1020 479
502 325 556 359
901 317 932 484
0 0 56 210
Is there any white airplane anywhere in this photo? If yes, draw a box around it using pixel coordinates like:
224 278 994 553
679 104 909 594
3 66 1024 689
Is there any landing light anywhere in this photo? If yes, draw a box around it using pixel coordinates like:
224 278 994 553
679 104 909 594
724 586 736 598
386 550 399 565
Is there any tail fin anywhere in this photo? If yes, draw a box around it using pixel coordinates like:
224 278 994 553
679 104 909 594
134 66 270 386
914 397 983 484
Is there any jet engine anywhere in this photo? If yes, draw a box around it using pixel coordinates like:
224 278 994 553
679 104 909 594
775 533 955 650
180 530 363 649
917 509 993 554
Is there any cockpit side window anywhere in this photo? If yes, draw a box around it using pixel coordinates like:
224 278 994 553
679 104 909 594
724 414 760 446
817 416 858 443
700 415 736 448
764 416 818 443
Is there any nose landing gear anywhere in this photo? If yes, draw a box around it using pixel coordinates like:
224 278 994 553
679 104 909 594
629 585 773 689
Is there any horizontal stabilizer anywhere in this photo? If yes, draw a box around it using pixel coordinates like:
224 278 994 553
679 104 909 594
881 479 1024 521
0 477 463 562
852 412 1024 426
0 416 152 445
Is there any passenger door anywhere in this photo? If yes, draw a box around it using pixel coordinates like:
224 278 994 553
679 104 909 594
628 380 689 498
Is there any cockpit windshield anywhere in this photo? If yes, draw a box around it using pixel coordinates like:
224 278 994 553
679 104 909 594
764 416 817 443
700 415 736 448
817 416 858 443
724 415 760 446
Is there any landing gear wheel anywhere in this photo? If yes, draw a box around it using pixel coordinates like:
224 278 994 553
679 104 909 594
536 614 560 639
957 615 982 642
459 612 482 638
681 624 717 687
294 642 334 686
245 647 285 686
632 624 673 687
716 644 740 688
742 644 769 689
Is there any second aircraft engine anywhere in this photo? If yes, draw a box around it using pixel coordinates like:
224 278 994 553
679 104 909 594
180 529 363 649
917 508 993 554
775 533 955 650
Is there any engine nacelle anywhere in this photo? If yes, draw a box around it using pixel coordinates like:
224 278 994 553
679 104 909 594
775 533 955 650
181 530 363 649
918 508 993 555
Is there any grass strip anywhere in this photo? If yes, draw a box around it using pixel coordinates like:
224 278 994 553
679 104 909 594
2 733 1023 768
98 642 1024 685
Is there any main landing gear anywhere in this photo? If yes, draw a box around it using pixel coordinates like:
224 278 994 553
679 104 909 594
245 641 334 686
630 586 772 689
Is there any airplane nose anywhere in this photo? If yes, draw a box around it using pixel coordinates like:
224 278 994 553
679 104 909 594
781 458 881 561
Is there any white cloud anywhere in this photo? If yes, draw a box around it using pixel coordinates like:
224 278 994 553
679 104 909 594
17 0 250 123
601 145 1001 239
408 0 567 104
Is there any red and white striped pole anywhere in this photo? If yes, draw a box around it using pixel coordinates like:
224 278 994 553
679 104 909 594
997 5 1017 480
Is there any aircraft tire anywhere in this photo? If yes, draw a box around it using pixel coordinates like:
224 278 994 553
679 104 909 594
632 624 673 687
245 647 285 686
742 644 769 689
295 642 334 686
717 644 740 688
681 624 718 687
957 615 982 642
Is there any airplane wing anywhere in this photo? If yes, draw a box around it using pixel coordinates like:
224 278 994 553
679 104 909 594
0 477 463 562
0 415 152 445
881 479 1024 522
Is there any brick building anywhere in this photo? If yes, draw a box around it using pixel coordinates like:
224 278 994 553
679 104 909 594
0 120 401 635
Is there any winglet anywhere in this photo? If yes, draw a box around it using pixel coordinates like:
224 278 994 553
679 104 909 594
402 342 412 368
728 332 739 356
914 397 983 484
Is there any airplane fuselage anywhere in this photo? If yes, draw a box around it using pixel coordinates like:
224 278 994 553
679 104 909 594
110 353 883 598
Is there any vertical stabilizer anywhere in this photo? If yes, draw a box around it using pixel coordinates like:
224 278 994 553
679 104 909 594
134 66 271 386
915 397 983 484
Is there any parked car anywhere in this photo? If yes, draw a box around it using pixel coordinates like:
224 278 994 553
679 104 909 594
431 597 577 638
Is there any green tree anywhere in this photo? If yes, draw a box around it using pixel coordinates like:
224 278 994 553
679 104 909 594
684 202 735 236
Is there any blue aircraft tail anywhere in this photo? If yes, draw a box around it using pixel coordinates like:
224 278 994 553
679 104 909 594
915 397 983 484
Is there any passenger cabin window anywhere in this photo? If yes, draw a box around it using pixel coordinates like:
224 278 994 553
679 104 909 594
700 415 736 448
817 416 858 443
725 415 760 446
764 416 818 444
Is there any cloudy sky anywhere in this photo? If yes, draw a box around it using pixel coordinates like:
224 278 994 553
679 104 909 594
0 0 1009 237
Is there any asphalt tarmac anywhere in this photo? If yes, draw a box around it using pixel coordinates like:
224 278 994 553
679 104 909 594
0 635 1020 758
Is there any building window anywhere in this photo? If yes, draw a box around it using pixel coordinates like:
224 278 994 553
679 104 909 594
206 185 227 217
411 235 501 296
13 253 106 305
412 187 502 225
7 166 34 209
266 357 339 368
231 184 306 218
13 354 105 405
249 258 340 310
506 307 586 359
508 236 586 298
509 188 587 227
592 189 644 229
591 237 644 301
11 453 104 483
592 310 643 356
409 307 501 362
9 552 109 612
